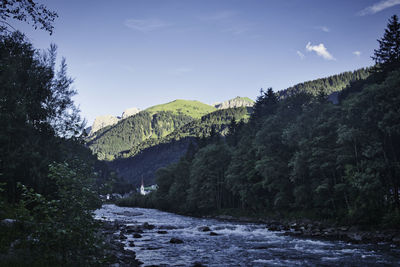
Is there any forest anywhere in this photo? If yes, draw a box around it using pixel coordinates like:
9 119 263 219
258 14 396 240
0 2 118 265
109 106 252 187
118 15 400 228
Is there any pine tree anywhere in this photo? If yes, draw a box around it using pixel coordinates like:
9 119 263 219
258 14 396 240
372 14 400 72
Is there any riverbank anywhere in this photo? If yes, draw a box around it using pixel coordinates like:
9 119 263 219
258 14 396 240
100 220 142 266
202 214 400 246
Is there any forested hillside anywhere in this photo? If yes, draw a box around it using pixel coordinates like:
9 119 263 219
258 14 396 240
119 16 400 228
278 67 371 99
118 106 252 158
87 111 194 160
110 107 252 186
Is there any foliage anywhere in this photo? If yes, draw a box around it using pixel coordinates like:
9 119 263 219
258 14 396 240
0 162 104 266
278 68 371 99
372 14 400 72
0 0 58 34
0 28 112 264
87 111 194 160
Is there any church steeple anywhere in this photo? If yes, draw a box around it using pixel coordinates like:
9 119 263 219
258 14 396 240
140 177 146 195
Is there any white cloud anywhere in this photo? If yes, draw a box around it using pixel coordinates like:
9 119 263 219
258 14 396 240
297 50 305 60
169 67 193 75
124 18 170 32
353 51 362 57
315 26 330 32
306 42 336 61
358 0 400 16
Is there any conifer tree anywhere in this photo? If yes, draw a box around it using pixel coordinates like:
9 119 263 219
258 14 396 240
372 14 400 72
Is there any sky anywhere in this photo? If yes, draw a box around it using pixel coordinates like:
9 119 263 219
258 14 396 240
14 0 400 125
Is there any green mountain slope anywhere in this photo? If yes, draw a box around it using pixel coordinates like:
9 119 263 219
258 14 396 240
118 106 252 159
145 99 216 119
87 111 193 160
109 107 252 186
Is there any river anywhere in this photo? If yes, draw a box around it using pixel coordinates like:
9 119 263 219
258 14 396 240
95 204 400 266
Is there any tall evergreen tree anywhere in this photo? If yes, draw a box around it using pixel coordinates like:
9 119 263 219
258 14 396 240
372 14 400 72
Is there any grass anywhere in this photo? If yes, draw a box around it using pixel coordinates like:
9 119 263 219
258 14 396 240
145 99 217 119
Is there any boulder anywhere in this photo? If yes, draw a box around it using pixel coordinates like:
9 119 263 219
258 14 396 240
143 222 155 230
198 226 211 232
133 233 142 238
209 232 219 236
170 238 184 244
0 218 16 227
193 262 207 267
126 225 143 234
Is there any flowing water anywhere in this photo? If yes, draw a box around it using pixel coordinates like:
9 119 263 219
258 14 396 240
95 204 400 266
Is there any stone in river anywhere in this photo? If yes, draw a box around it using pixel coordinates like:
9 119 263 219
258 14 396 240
133 233 142 238
170 238 184 244
198 226 211 232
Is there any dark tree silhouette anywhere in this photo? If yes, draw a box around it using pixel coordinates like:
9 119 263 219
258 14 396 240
372 14 400 72
0 0 57 34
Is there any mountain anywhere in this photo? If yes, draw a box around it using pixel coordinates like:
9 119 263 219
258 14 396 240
145 99 216 119
87 111 194 160
87 99 220 160
108 107 252 186
89 115 119 135
214 96 254 109
122 107 140 119
118 106 252 159
89 107 140 135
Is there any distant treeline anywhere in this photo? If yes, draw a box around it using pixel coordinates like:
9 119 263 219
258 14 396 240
278 68 371 99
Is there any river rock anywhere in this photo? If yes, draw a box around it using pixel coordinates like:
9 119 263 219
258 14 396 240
119 233 127 240
1 218 16 227
192 262 207 267
392 235 400 244
133 233 142 238
267 225 281 231
143 222 155 230
157 230 168 234
347 232 363 242
198 226 211 232
170 238 184 244
126 225 144 233
210 232 219 236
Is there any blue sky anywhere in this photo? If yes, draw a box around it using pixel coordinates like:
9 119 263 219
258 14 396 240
16 0 400 124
